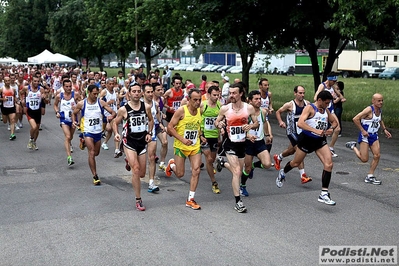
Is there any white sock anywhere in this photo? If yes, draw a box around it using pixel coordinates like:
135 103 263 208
278 154 283 160
367 174 374 178
299 168 305 176
149 179 154 186
329 147 334 151
188 191 195 201
171 163 176 171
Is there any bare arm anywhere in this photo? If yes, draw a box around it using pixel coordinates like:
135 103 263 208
275 101 293 128
314 84 324 101
352 106 372 136
167 106 191 145
113 106 126 142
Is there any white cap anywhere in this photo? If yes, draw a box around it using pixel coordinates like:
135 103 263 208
223 76 229 81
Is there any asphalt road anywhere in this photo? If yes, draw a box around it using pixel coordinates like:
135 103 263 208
1 113 398 266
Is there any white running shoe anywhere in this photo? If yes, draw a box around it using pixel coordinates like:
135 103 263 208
276 169 286 188
318 192 336 206
101 142 109 150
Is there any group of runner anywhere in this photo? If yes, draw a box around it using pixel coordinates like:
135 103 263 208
0 65 392 213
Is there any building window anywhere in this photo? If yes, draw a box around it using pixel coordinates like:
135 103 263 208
394 56 398 62
384 56 388 61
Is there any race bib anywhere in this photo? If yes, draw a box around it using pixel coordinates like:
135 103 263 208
295 122 302 134
129 115 146 132
204 117 216 130
172 101 181 111
229 126 245 142
3 96 13 108
184 130 198 145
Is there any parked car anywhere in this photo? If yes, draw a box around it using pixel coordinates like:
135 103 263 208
193 63 208 71
110 61 119 68
227 66 242 74
210 65 223 72
277 66 295 76
201 64 215 72
168 63 179 70
378 67 399 80
157 63 168 69
249 66 265 74
174 63 190 71
217 65 233 73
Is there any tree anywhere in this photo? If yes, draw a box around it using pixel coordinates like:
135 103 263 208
1 0 60 61
47 0 95 65
185 0 290 89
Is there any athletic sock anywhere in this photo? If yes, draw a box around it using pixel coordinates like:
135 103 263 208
299 168 305 176
235 196 241 203
321 170 332 188
253 161 263 169
188 191 195 201
283 161 293 174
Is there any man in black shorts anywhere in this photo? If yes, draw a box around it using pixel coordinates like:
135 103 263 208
214 83 258 213
276 91 338 206
113 84 154 211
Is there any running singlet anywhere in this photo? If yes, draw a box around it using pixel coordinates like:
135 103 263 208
361 105 381 134
302 103 328 138
2 87 15 108
201 100 221 138
286 100 307 135
322 82 336 112
174 105 201 151
122 102 148 140
260 91 270 109
59 92 76 122
248 110 265 141
81 99 104 134
225 103 249 143
26 88 42 111
103 89 117 116
166 88 184 113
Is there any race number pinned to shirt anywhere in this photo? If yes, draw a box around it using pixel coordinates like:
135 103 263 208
3 96 14 108
129 114 146 132
172 101 181 111
184 130 198 145
229 126 245 142
204 117 216 130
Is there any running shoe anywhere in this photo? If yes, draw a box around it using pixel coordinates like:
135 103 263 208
234 200 247 213
318 192 336 206
136 200 146 211
364 176 381 185
215 157 225 172
148 184 160 193
67 156 75 166
114 149 122 158
27 139 33 150
200 162 205 169
70 144 73 153
240 185 249 197
301 173 312 184
345 141 356 150
32 142 38 150
165 158 175 177
155 155 159 163
93 174 101 186
273 154 281 170
159 161 165 172
39 124 42 131
15 124 20 131
186 198 201 210
7 124 10 131
79 138 86 150
9 134 16 141
248 168 254 179
18 122 23 128
212 182 221 194
276 169 286 188
330 149 338 158
124 158 131 171
101 142 109 150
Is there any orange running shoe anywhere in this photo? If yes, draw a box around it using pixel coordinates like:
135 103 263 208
165 158 175 177
273 154 281 170
185 198 201 210
301 173 312 184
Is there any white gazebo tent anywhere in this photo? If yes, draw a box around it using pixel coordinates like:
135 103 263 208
0 57 18 64
27 49 54 64
45 53 77 64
